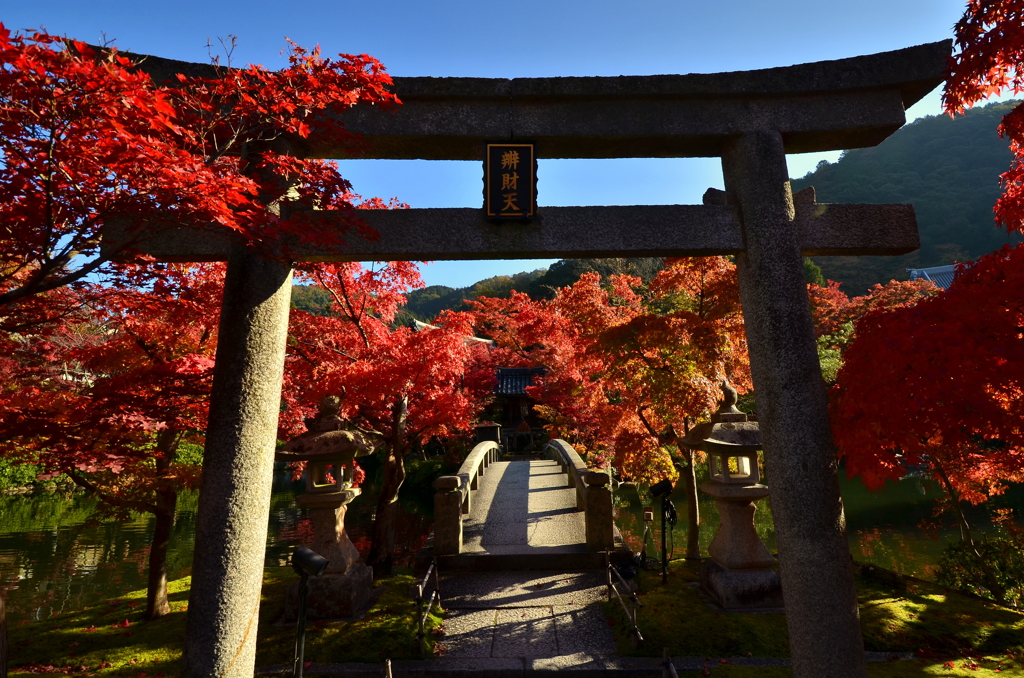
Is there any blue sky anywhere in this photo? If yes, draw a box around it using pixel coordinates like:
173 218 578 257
4 1 986 287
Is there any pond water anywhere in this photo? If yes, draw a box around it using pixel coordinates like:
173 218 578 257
1 460 1020 623
0 462 433 623
614 469 1024 582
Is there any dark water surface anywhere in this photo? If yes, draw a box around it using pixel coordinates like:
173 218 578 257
0 468 432 623
614 469 1024 581
1 462 1020 622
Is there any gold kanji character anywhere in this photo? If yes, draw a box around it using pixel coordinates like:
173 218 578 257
501 172 519 190
502 193 520 212
501 150 520 170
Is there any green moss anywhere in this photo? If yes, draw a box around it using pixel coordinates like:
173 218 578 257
607 560 790 658
605 559 1024 676
702 659 1021 677
7 568 439 676
255 568 442 666
856 568 1024 657
8 577 190 676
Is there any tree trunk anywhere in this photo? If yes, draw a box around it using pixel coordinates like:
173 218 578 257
367 395 408 576
933 457 1006 605
680 447 701 560
147 430 180 619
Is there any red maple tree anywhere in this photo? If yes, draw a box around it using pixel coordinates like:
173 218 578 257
0 24 398 321
283 262 494 574
472 258 751 558
0 264 223 618
829 0 1024 606
0 25 402 616
830 246 1024 604
945 0 1024 234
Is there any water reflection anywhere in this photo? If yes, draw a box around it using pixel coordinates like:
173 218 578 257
613 470 1024 580
0 468 432 623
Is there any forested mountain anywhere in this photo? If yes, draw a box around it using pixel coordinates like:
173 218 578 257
400 258 664 321
793 100 1020 293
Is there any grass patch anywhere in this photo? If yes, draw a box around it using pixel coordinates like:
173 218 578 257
693 661 1023 677
254 568 442 666
608 560 790 658
8 567 439 676
606 560 1024 677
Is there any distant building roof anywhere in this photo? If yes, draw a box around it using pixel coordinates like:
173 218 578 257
496 367 547 396
907 264 957 289
408 319 494 346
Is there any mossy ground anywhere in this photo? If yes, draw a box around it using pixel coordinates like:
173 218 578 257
7 567 441 676
8 559 1022 676
605 560 1024 676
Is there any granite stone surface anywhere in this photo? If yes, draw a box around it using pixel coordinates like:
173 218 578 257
725 130 867 676
180 244 293 678
436 573 616 661
461 461 586 557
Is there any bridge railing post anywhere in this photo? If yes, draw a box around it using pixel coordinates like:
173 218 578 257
583 471 614 551
433 476 463 555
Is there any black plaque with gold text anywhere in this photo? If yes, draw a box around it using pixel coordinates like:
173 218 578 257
484 143 536 220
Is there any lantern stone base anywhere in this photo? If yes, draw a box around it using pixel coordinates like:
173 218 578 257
700 558 783 611
284 562 374 621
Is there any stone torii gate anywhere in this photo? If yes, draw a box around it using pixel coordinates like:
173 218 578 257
112 40 949 678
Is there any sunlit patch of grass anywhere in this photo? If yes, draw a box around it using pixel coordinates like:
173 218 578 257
8 578 189 676
606 559 790 658
856 565 1024 659
7 567 437 676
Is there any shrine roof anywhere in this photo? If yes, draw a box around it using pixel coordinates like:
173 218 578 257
496 367 547 396
907 264 958 289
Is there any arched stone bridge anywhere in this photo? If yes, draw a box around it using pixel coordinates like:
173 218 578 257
429 440 631 570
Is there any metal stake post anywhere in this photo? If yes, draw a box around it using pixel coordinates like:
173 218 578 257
294 572 310 678
661 495 668 584
291 545 328 678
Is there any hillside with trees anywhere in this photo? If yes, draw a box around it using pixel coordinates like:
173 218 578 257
794 100 1019 293
398 258 665 322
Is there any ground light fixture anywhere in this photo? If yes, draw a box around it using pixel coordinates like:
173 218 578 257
649 478 677 583
292 546 330 678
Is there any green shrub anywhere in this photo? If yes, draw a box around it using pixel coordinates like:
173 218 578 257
937 527 1024 609
0 457 41 489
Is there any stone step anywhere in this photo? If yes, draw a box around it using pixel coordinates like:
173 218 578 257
417 545 633 572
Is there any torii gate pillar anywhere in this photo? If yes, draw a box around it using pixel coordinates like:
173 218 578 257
725 131 866 676
180 244 293 677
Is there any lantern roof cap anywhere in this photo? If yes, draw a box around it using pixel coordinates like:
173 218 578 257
679 382 761 450
276 394 379 461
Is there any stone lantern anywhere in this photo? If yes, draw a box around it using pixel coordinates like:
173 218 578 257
277 395 380 619
681 384 782 611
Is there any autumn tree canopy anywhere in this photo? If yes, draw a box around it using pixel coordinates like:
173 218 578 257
0 264 224 618
945 0 1024 234
283 261 494 573
472 258 750 480
827 3 1024 604
0 24 398 320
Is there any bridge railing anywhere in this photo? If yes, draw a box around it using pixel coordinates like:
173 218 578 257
545 440 615 552
431 438 614 555
543 439 588 509
432 440 501 555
